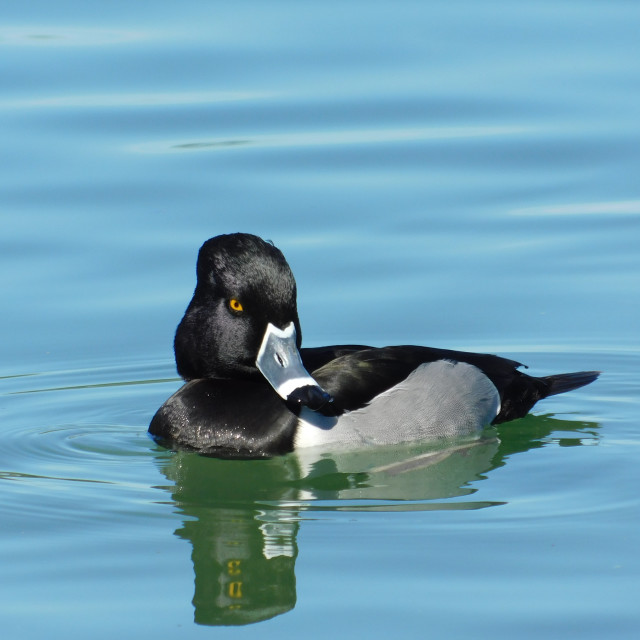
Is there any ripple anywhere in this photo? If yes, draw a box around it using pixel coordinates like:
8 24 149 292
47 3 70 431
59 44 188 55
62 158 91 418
0 26 149 48
0 420 161 532
511 199 640 217
0 90 272 110
0 362 171 495
0 422 151 484
131 124 531 154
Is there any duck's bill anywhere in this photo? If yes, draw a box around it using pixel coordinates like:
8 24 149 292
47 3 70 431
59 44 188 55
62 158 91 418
256 322 333 411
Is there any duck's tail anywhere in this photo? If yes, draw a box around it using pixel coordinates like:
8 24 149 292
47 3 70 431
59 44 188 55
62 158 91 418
540 370 601 397
493 369 600 424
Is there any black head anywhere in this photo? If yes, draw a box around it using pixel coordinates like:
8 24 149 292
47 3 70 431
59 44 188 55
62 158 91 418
174 233 302 380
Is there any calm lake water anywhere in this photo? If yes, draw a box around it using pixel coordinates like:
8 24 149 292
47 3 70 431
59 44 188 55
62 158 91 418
2 1 639 637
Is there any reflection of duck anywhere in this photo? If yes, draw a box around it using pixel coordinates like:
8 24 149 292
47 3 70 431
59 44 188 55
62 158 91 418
162 453 301 626
178 506 298 626
150 233 599 459
155 415 599 626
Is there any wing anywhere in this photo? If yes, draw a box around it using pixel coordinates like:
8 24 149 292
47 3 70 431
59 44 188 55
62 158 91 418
300 344 372 372
301 345 598 423
302 345 528 419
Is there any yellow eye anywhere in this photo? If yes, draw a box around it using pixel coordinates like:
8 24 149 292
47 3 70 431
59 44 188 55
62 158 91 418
229 298 244 313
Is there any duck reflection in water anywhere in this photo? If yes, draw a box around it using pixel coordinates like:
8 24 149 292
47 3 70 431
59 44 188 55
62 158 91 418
162 451 301 626
153 414 599 626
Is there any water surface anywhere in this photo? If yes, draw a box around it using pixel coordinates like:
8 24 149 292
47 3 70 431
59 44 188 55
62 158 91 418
1 1 639 637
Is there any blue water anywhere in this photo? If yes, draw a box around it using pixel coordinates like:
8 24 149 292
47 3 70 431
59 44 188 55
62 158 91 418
2 1 639 637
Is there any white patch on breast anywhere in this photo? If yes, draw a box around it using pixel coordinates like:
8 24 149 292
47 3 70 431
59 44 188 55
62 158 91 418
294 359 500 450
293 409 341 449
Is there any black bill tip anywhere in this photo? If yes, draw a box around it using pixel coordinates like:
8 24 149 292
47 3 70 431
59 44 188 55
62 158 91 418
286 385 334 411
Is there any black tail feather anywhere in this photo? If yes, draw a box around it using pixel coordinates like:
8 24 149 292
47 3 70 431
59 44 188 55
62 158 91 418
541 370 601 397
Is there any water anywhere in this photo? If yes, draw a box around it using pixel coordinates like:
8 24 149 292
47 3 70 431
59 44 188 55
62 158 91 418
2 1 639 637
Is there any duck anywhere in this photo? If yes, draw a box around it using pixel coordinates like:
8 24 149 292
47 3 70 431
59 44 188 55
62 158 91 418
149 232 599 459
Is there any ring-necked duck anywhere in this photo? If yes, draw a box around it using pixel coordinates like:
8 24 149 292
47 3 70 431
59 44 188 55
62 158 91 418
149 233 599 458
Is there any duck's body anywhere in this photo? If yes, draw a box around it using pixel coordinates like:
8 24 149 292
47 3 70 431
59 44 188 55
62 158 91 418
149 233 599 459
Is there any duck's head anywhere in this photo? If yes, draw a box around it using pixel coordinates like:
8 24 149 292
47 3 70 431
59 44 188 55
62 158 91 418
174 233 332 411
